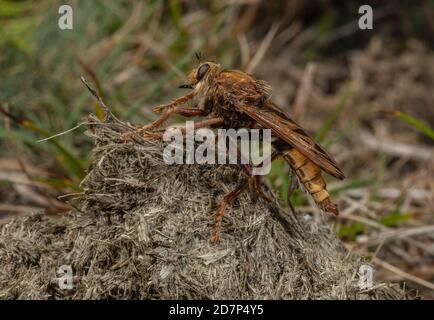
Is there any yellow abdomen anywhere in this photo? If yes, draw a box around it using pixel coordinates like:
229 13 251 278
282 148 339 215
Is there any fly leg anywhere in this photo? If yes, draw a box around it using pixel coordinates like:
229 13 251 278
286 169 300 215
122 92 198 141
210 140 253 244
251 151 281 203
177 117 224 135
257 151 300 217
152 91 196 114
139 117 225 141
122 107 205 141
230 140 276 202
211 148 280 244
211 178 251 244
122 107 211 141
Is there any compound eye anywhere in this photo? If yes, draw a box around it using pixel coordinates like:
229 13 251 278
197 64 210 81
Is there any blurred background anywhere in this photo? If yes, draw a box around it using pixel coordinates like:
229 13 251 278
0 0 433 297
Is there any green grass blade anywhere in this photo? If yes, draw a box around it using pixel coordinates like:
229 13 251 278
315 83 349 142
329 178 373 196
393 111 434 141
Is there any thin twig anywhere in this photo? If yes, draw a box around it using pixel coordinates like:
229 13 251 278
246 22 280 73
80 76 122 125
57 192 84 200
372 257 434 291
292 63 316 122
360 131 432 161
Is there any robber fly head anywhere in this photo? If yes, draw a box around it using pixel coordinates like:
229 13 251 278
179 61 220 92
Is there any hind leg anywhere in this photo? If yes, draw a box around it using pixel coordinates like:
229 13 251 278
286 169 300 215
210 151 281 243
211 178 251 244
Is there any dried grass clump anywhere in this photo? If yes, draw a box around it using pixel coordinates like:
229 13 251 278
0 115 407 299
350 37 434 125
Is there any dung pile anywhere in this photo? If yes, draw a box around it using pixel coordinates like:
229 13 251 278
0 115 406 299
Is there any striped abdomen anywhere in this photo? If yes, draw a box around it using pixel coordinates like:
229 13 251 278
281 147 339 215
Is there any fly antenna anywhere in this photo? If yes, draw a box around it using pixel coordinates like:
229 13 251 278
194 51 202 64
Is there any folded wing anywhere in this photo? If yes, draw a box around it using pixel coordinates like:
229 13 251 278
236 103 345 180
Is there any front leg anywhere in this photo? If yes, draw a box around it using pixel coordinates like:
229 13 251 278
123 106 207 141
147 92 211 130
144 107 206 131
122 92 198 141
153 91 196 114
136 117 225 141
